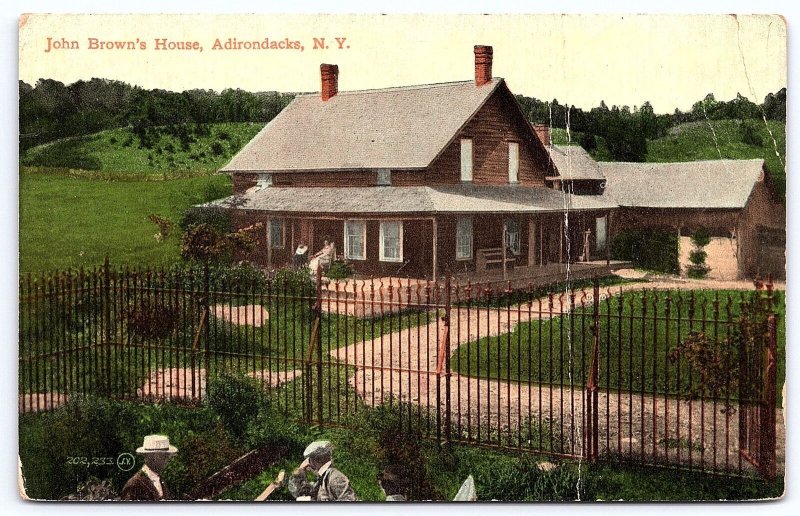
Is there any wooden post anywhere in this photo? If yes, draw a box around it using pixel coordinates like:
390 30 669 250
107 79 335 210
539 216 544 266
559 217 564 266
290 219 295 255
431 218 438 281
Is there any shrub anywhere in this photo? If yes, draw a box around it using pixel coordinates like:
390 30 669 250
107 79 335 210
211 141 225 155
740 120 764 147
206 372 265 441
579 132 597 151
685 227 711 278
271 267 314 293
126 299 179 340
611 230 679 274
326 260 354 280
166 262 267 293
181 223 256 263
244 399 305 452
180 206 231 233
161 423 244 498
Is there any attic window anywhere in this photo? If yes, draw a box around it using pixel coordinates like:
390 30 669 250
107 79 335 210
256 173 273 190
376 169 391 186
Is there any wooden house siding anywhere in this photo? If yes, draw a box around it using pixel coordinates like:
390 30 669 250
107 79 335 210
426 86 549 186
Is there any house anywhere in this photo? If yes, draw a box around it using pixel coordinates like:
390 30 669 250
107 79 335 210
210 46 618 282
208 45 784 282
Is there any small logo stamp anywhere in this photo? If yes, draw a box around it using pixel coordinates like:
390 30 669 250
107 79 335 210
116 453 135 471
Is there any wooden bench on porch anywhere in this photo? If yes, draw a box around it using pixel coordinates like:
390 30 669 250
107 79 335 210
476 247 516 272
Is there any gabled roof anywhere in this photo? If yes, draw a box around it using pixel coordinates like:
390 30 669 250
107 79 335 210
545 144 605 180
203 185 616 215
600 159 766 209
221 79 504 173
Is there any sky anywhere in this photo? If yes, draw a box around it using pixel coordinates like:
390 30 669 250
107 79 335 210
18 13 786 114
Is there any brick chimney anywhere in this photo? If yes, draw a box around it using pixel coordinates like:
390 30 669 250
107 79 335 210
474 45 493 86
320 63 339 101
531 123 551 146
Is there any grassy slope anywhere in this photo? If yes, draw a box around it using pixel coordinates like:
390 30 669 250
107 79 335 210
19 171 231 273
21 122 263 174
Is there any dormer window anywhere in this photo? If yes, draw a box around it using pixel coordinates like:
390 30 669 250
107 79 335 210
256 173 273 190
376 169 392 186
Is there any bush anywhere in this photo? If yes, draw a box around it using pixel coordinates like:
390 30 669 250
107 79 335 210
161 423 244 498
180 206 231 233
271 267 314 293
244 398 305 452
206 372 265 441
611 230 679 274
166 262 267 293
685 227 711 278
326 260 354 280
181 223 256 263
740 120 764 147
211 141 225 155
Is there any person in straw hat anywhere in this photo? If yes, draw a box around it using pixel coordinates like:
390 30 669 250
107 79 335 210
120 434 178 501
287 440 356 501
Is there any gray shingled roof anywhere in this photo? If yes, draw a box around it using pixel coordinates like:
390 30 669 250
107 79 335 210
600 159 766 209
202 185 616 214
545 144 605 180
221 79 503 172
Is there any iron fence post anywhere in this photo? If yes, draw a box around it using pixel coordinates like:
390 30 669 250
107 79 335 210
761 313 778 480
103 256 112 396
444 275 452 444
584 276 600 461
315 265 324 425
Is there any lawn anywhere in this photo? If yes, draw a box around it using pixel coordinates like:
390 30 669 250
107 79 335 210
20 122 263 174
19 170 232 273
452 288 786 404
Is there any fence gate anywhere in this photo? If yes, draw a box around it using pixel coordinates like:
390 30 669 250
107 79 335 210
739 313 778 480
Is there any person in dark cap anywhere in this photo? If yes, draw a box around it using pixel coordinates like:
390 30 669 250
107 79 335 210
120 435 177 501
287 440 357 501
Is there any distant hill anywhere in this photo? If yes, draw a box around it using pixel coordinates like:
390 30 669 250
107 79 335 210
20 122 263 175
551 120 786 199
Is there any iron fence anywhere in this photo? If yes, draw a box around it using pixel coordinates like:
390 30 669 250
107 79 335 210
18 260 780 479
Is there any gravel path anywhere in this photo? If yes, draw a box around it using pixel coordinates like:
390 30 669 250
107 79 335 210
333 280 785 474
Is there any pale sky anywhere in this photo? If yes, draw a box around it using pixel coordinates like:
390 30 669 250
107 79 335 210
19 13 786 113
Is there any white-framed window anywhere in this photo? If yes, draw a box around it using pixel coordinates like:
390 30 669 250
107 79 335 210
460 138 473 182
505 219 521 255
456 218 473 260
344 220 367 260
269 219 285 248
376 169 392 186
508 142 519 183
379 221 403 262
256 173 273 189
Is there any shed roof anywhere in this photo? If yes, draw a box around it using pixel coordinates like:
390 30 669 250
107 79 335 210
221 79 504 173
600 159 766 209
202 185 616 215
545 144 605 180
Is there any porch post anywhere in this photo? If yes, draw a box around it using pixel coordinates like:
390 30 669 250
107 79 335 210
291 219 296 256
528 217 536 267
559 216 564 265
539 217 544 266
266 216 272 269
432 217 438 281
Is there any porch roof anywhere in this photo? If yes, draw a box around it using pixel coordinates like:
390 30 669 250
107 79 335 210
202 185 616 215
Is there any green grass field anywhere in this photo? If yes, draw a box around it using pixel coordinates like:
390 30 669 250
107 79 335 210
21 122 263 174
19 170 231 273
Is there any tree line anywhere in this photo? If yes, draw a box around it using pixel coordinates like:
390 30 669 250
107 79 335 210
20 77 785 162
19 78 294 151
516 88 785 161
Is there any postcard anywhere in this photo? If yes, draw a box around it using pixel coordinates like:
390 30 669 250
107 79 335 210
18 13 786 502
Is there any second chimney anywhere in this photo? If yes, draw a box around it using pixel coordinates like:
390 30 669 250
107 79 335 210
321 63 339 101
531 123 551 147
474 45 493 86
